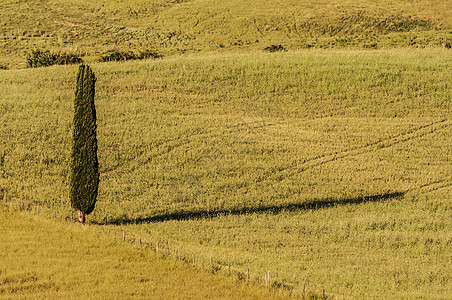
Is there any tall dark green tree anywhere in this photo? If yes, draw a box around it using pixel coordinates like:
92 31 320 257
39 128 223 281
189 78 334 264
70 64 99 224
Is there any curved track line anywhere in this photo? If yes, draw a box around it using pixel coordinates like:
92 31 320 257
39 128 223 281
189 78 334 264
269 119 450 180
409 179 452 195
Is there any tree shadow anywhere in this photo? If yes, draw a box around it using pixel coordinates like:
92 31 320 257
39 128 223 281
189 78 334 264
98 191 405 226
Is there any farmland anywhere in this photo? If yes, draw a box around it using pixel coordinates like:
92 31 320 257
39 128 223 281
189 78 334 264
0 205 285 299
1 0 452 298
1 49 451 298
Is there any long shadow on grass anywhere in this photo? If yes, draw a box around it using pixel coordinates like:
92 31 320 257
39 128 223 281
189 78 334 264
98 191 405 225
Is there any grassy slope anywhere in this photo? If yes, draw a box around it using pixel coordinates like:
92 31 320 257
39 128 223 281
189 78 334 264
0 205 288 299
1 0 451 298
1 0 452 68
1 49 451 298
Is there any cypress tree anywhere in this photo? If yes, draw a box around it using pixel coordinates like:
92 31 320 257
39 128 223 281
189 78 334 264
69 64 99 224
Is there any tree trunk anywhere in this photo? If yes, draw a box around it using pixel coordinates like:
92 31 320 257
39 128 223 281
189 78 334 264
77 210 86 224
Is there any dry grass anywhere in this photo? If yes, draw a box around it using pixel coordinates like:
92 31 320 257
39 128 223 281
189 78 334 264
0 205 289 299
1 48 450 298
1 0 452 68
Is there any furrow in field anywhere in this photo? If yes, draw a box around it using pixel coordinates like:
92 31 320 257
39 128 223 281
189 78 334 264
276 119 450 180
410 179 452 195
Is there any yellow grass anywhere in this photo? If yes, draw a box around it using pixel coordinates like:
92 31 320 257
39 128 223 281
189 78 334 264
1 48 450 298
0 205 289 299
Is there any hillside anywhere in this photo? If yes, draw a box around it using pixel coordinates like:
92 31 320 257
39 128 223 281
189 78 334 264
0 205 287 299
1 0 452 68
1 0 451 298
1 49 451 298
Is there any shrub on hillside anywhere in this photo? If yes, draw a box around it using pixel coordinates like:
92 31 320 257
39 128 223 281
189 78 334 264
55 52 84 65
264 44 286 52
98 49 162 62
26 49 83 68
137 49 162 59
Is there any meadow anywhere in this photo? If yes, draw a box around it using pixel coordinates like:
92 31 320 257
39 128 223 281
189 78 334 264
0 205 287 299
1 49 451 298
1 0 452 298
1 0 452 68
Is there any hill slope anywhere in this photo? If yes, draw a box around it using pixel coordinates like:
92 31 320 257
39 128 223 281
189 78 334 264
1 49 451 298
0 205 287 299
1 0 452 68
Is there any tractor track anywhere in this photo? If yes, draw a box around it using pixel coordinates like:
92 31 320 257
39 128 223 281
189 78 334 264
267 119 450 181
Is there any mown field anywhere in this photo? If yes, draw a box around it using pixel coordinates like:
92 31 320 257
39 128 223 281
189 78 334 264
1 49 451 298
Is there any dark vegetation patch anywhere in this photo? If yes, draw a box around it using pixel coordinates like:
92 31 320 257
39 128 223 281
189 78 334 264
97 49 162 62
263 44 286 52
26 49 83 68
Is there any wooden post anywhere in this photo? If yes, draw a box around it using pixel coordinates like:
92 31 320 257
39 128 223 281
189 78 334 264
210 257 213 269
37 204 40 215
156 242 159 252
267 271 270 287
192 254 195 265
53 211 56 221
3 189 6 204
228 264 230 275
247 268 250 281
21 199 24 211
122 231 126 242
303 283 306 297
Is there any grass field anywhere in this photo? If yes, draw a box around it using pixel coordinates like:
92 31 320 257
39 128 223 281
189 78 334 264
1 0 452 298
1 0 452 68
0 204 288 299
1 49 451 298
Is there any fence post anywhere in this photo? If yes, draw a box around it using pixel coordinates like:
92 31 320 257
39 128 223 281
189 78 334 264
267 271 270 287
122 231 126 242
3 189 6 204
247 267 250 281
